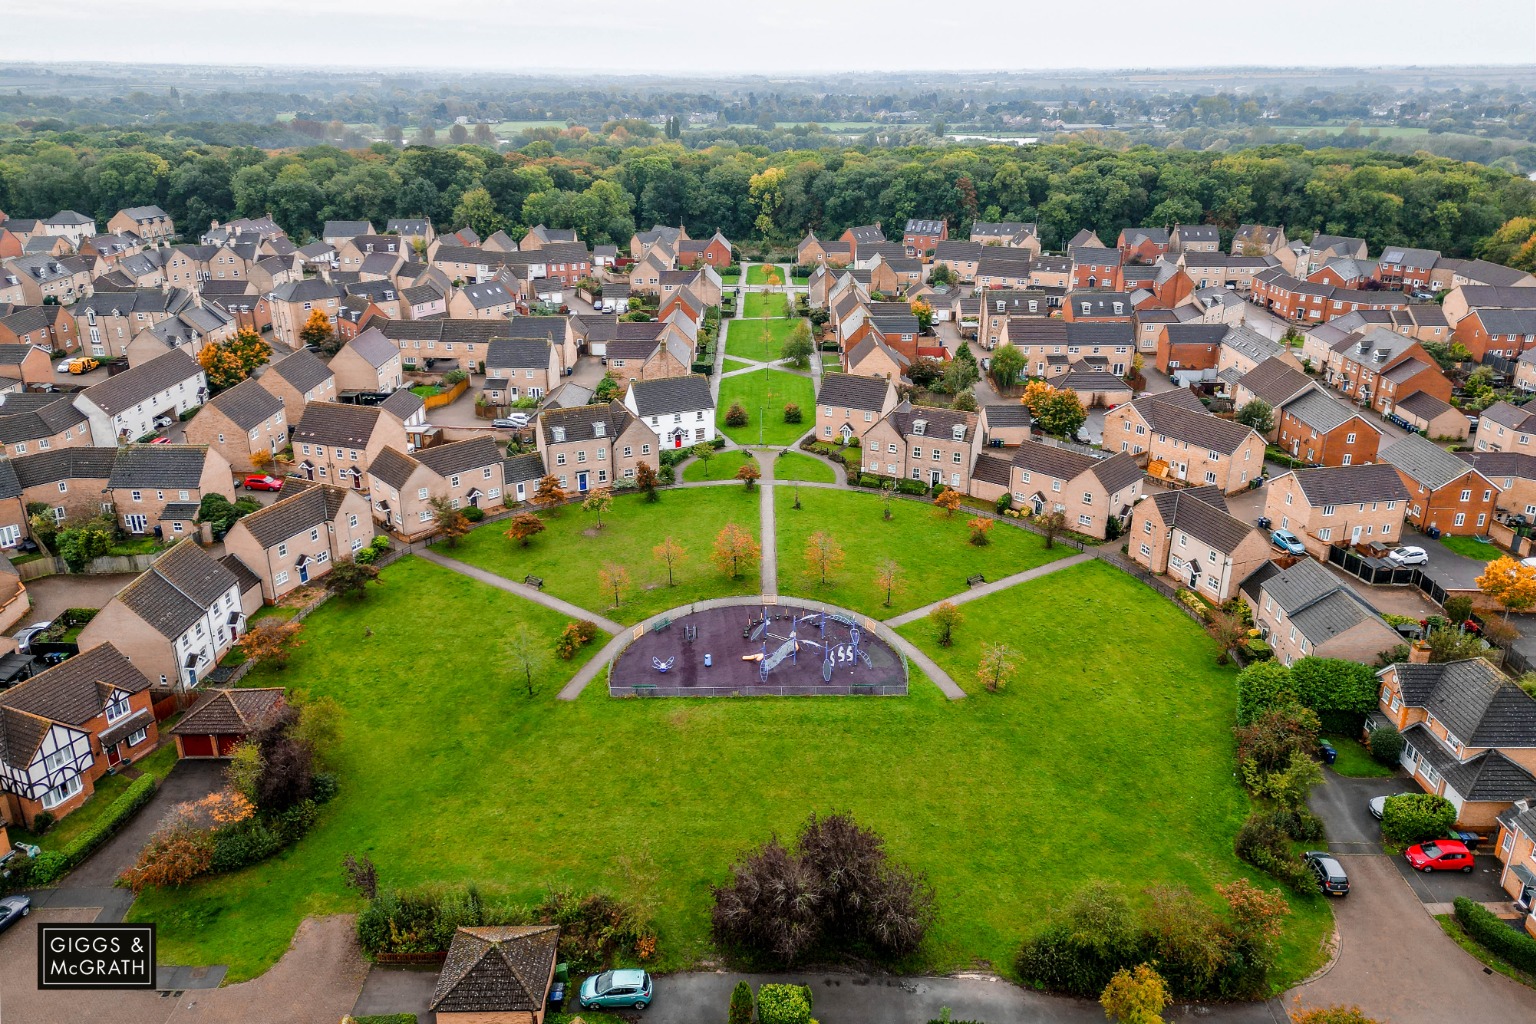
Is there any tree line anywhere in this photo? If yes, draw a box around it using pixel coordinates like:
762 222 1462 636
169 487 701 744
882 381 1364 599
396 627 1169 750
4 130 1534 257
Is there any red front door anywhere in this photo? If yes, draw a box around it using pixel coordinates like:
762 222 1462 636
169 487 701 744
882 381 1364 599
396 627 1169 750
106 743 121 766
674 434 683 448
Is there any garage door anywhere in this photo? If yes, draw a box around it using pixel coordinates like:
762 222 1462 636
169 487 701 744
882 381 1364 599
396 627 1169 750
217 735 241 756
180 735 215 757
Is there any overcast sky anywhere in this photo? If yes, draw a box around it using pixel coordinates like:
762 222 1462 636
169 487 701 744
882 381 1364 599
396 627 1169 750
4 0 1534 73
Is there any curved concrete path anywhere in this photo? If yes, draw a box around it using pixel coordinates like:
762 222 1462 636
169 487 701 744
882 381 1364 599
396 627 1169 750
417 549 624 635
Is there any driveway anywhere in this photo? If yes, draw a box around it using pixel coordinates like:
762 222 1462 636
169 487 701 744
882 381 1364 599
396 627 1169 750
60 759 225 888
1312 769 1418 854
1409 528 1491 591
14 573 137 637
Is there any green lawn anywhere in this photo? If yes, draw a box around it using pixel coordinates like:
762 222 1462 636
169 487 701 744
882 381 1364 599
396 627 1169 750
682 449 756 483
776 488 1070 617
22 744 178 852
772 451 837 483
720 273 740 285
746 265 784 286
792 275 809 286
723 357 755 371
741 293 789 318
434 488 763 624
1439 535 1497 561
717 370 815 446
1325 734 1395 779
725 318 799 362
123 553 1327 991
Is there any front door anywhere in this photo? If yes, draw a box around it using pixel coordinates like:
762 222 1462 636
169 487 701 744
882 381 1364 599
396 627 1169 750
106 742 121 766
577 471 590 492
673 431 683 449
298 561 310 584
929 469 941 485
1351 525 1363 545
125 514 148 534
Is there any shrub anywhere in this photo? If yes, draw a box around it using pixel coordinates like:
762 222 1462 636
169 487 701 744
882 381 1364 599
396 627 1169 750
1234 812 1316 895
312 772 339 805
858 474 880 488
1366 726 1406 765
370 536 390 552
995 493 1012 514
1290 1009 1384 1024
1234 661 1294 725
1453 897 1536 974
783 403 802 424
356 546 378 565
30 811 56 836
896 479 928 495
1015 881 1141 997
726 402 749 427
555 619 599 659
24 851 69 889
755 984 812 1024
1380 793 1456 846
728 980 755 1024
462 506 485 523
210 818 284 872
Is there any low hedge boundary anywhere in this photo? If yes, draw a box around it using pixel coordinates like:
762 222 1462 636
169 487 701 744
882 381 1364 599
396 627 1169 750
30 773 158 886
1454 897 1536 974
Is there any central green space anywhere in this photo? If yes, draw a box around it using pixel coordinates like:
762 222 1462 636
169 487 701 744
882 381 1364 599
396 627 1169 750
681 449 756 482
772 451 837 483
716 369 815 446
775 487 1068 617
435 488 762 623
125 555 1328 990
746 264 784 286
741 292 789 318
724 317 800 362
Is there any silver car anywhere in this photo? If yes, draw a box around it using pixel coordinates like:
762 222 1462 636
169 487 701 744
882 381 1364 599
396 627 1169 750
15 620 53 653
1388 546 1428 566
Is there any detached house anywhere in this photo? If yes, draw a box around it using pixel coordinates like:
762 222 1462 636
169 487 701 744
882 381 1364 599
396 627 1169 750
1242 558 1399 667
1376 657 1536 831
1170 224 1220 253
367 437 507 540
1264 464 1410 558
291 403 407 488
1381 433 1498 536
816 373 898 443
1104 391 1265 494
0 645 156 828
78 540 250 692
258 349 337 416
72 347 208 445
1128 486 1270 602
537 401 658 492
184 376 288 472
902 219 947 259
622 375 716 450
1275 389 1382 468
861 403 980 493
1001 441 1144 540
108 205 174 246
330 327 404 394
486 338 562 402
224 484 375 601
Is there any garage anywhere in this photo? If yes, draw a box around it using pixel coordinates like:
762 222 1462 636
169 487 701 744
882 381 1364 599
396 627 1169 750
168 687 287 759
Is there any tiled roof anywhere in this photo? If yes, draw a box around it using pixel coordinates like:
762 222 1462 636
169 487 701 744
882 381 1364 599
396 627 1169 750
1440 748 1536 802
78 348 202 416
170 687 285 736
1130 393 1257 455
1286 463 1410 506
204 376 282 430
818 373 891 413
219 553 262 594
417 437 503 479
540 400 635 447
982 404 1031 428
1257 558 1387 644
502 453 545 485
380 389 424 421
1397 657 1536 747
1237 357 1313 407
234 484 350 549
431 924 559 1013
339 327 398 369
1457 450 1536 482
626 375 713 418
293 402 392 448
487 338 554 370
1282 388 1367 434
116 540 239 639
1151 489 1255 554
1382 433 1481 490
1395 390 1456 421
11 446 117 489
0 644 149 727
889 402 976 442
367 446 419 491
0 708 52 772
108 445 211 489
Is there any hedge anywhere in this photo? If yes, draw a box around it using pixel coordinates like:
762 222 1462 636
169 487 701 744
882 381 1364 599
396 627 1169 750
30 774 158 886
1454 897 1536 974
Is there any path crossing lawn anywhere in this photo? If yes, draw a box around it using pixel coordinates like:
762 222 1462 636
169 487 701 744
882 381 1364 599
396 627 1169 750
746 264 784 285
717 370 815 446
682 449 756 482
772 451 837 483
430 488 763 624
725 318 800 361
126 555 1328 991
741 293 790 318
775 487 1069 617
723 357 755 371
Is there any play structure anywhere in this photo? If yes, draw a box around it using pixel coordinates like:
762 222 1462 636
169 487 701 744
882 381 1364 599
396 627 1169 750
610 600 907 697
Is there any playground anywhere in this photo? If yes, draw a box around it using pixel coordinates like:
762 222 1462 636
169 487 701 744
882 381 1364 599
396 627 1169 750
609 600 908 696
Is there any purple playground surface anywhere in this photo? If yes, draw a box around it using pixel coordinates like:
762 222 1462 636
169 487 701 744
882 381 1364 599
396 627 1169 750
610 601 907 697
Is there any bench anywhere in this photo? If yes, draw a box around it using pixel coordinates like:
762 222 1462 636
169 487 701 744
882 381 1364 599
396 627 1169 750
652 617 673 633
523 575 544 590
966 574 986 588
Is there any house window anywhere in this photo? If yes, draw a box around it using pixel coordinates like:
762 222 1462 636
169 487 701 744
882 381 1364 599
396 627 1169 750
1078 514 1092 526
106 693 131 722
556 453 566 466
126 727 148 747
42 774 83 810
1459 488 1472 502
277 543 288 557
1454 512 1466 527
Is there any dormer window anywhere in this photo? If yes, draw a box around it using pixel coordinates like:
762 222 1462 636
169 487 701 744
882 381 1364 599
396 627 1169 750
551 426 566 442
913 420 927 436
951 424 965 441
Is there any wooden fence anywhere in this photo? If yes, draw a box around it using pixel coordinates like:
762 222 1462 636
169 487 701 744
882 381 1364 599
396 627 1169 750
421 378 469 410
16 552 161 581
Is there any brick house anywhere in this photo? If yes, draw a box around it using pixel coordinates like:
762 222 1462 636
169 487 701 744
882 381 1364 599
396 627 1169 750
1128 485 1269 602
290 402 408 488
816 373 899 443
224 483 375 600
1375 246 1441 292
170 687 285 759
1264 464 1410 558
676 231 732 270
1317 328 1452 416
1456 451 1536 522
1070 247 1124 291
486 338 564 403
839 225 884 262
1381 433 1498 535
1242 558 1399 667
1232 224 1287 256
265 279 344 349
1451 307 1536 362
1000 440 1143 540
1275 389 1382 467
902 219 947 259
1375 657 1536 832
0 644 157 828
798 233 851 268
1169 224 1220 253
11 447 117 530
1154 323 1226 382
108 205 175 246
1117 227 1170 263
0 393 92 461
258 349 338 417
843 336 909 381
859 403 979 492
537 401 658 492
1232 358 1313 435
0 305 79 356
326 328 404 395
367 437 507 540
77 540 251 692
184 376 288 473
107 444 235 538
1104 391 1266 493
1492 801 1536 937
1394 391 1469 442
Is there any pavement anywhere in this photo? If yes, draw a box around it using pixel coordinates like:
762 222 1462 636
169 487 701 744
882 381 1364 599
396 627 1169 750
1408 528 1495 592
352 965 439 1022
883 552 1096 627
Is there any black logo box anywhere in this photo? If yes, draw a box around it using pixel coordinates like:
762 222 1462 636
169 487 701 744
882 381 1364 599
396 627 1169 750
37 923 156 990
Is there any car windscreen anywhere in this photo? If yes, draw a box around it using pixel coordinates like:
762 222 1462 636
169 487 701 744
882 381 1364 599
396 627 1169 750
1420 843 1441 859
593 972 615 994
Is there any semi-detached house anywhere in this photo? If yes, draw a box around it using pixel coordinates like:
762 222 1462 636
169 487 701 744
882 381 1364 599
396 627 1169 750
367 437 507 540
1104 390 1265 494
1127 485 1270 602
224 483 375 601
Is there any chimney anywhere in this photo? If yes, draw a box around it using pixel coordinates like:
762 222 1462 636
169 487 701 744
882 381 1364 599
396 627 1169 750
1408 639 1432 664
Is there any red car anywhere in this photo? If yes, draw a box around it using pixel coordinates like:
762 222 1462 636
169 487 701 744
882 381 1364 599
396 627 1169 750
150 436 172 444
241 475 284 492
1405 839 1475 873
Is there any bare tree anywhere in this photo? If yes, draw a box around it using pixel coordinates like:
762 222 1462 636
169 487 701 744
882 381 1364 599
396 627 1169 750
506 623 548 698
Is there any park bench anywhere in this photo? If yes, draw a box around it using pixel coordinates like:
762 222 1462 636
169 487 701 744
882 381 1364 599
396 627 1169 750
631 683 657 695
652 616 673 633
966 573 985 587
524 575 544 590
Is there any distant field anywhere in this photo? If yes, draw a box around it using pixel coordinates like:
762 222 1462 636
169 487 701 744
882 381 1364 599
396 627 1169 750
1270 124 1431 138
777 121 881 131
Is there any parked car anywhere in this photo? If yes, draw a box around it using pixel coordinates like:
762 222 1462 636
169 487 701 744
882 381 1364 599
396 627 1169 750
14 620 53 654
579 969 652 1011
240 474 284 492
492 414 530 429
67 358 99 374
55 361 72 374
1303 851 1350 895
150 436 172 444
1270 529 1305 556
1405 839 1475 873
1388 545 1429 566
151 414 175 429
1369 795 1388 820
0 895 30 934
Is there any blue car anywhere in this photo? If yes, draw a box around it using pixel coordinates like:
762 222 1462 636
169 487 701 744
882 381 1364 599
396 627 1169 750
1270 529 1305 556
579 968 653 1010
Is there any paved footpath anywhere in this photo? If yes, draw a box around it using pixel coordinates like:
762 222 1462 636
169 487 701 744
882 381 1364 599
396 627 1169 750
417 549 624 634
884 552 1096 627
759 455 778 596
